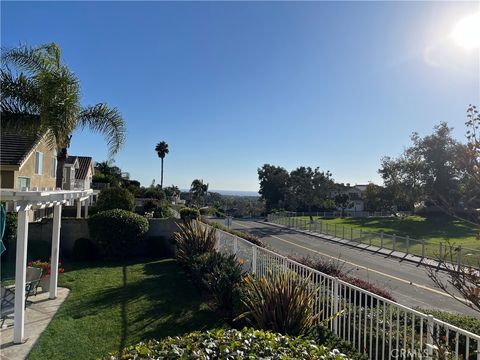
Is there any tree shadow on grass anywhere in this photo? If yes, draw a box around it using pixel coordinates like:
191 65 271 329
63 259 223 353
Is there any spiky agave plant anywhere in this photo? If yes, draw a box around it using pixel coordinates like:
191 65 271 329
236 271 319 336
173 221 217 266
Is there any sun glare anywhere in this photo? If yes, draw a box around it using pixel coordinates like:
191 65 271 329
451 12 480 49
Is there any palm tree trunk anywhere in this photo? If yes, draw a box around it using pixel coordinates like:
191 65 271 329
56 148 68 189
160 158 164 189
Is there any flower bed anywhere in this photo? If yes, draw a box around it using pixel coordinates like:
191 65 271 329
105 327 349 359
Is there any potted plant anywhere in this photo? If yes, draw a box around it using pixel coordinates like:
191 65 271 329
28 259 65 292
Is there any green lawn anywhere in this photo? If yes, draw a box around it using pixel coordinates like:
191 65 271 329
28 258 224 360
288 214 479 266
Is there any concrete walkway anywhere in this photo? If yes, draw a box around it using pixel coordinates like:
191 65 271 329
1 287 69 360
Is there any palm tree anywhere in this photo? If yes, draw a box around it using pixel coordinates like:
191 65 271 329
190 179 208 207
1 43 126 188
155 141 169 189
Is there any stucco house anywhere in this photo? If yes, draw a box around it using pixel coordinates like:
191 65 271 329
0 132 57 191
62 156 94 190
331 184 369 212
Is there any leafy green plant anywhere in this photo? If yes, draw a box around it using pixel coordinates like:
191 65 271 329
179 207 200 222
104 327 349 360
173 221 216 266
237 271 319 336
190 252 244 318
95 187 135 212
88 209 149 258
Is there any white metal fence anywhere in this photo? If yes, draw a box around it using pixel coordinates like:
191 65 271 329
206 223 480 360
268 212 480 269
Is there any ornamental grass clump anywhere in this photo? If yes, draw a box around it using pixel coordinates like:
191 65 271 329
104 327 350 359
237 271 319 336
173 220 216 266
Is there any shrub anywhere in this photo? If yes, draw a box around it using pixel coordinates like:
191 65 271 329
72 238 98 261
142 199 158 213
95 187 135 212
291 255 396 302
289 255 344 277
190 252 244 318
237 271 319 336
308 326 368 360
415 308 480 337
88 209 149 258
179 207 200 222
104 328 348 360
202 217 266 248
173 221 216 266
199 207 216 216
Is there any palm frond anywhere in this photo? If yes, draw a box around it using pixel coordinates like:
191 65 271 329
78 103 126 157
1 43 61 75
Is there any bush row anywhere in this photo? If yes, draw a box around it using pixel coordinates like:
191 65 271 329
105 327 349 360
289 255 396 302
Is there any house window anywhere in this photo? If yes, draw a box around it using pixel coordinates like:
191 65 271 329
18 177 30 190
35 152 44 175
51 157 57 177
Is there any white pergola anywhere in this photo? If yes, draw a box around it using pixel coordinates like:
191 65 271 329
1 188 93 344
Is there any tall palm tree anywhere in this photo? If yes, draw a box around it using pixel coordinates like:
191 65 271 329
155 141 169 189
1 43 126 187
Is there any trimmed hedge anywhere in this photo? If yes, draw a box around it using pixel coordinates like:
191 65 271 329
95 187 135 212
179 207 200 222
88 209 149 258
104 328 349 359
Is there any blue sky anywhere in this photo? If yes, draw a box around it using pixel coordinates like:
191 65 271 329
2 1 479 191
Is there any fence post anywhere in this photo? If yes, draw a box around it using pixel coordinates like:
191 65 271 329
333 278 339 335
406 236 410 254
326 223 329 236
252 246 257 275
350 227 353 241
360 229 363 242
422 239 425 258
380 232 384 248
456 246 462 271
393 234 396 251
233 237 238 255
342 225 345 239
320 221 322 234
334 224 337 238
426 314 434 358
439 243 443 261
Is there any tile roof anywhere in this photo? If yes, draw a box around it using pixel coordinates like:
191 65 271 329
0 132 42 167
68 156 93 180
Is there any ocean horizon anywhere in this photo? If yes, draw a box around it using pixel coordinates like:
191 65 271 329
180 189 259 197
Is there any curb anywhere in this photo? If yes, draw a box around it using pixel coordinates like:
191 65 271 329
262 221 456 272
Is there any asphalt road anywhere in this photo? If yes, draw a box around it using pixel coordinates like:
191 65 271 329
217 218 478 316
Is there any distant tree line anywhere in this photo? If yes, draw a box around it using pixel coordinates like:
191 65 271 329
258 165 337 213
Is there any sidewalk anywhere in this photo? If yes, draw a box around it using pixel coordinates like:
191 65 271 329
265 221 451 270
0 288 69 360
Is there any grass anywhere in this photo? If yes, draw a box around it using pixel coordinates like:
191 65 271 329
287 214 479 266
27 258 224 360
